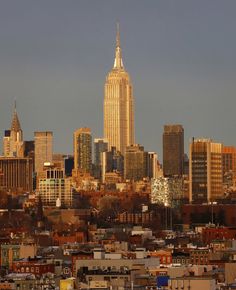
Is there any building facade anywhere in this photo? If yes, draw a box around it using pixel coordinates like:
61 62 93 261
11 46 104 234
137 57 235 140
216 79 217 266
38 165 72 207
0 157 33 192
222 146 236 187
73 127 92 174
104 24 134 154
189 138 223 203
163 124 184 177
124 144 148 181
34 131 53 174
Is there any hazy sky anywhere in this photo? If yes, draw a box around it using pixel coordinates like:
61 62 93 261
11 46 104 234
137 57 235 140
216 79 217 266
1 0 236 160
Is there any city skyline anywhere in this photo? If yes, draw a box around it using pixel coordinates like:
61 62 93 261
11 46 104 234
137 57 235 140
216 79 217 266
1 1 236 158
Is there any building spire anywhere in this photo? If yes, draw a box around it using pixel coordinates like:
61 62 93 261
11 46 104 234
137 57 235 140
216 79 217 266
113 22 124 69
11 100 21 132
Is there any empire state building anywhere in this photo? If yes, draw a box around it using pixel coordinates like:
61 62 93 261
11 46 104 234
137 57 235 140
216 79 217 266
104 25 135 155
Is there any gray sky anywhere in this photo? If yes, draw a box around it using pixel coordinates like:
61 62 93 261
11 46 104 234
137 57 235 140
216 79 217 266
0 0 236 160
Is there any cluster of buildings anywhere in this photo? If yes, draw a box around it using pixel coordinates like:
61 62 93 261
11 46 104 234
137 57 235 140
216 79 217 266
0 26 236 289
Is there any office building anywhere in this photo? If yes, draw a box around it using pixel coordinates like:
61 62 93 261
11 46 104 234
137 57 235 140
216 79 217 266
0 157 33 192
104 24 134 154
34 131 53 174
73 127 92 173
124 144 148 181
189 138 223 203
163 124 184 177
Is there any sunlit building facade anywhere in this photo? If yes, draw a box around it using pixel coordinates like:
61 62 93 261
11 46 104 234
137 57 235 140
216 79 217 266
189 138 223 203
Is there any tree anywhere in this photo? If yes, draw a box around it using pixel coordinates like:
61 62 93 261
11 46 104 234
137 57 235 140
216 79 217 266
98 195 120 221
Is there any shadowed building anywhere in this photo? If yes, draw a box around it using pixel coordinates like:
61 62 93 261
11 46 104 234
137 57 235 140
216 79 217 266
189 138 223 203
104 24 134 154
73 127 92 174
124 144 148 181
94 138 108 179
163 125 184 177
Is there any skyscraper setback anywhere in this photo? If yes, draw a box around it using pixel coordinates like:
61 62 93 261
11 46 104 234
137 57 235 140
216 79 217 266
104 24 135 155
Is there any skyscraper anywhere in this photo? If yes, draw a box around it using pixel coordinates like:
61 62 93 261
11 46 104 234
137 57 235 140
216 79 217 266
73 127 92 173
104 24 135 155
189 138 223 203
34 131 53 174
163 124 184 177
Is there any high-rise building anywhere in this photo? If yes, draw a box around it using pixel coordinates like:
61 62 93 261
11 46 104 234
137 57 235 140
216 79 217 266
163 124 184 177
3 104 24 158
124 144 148 181
73 128 92 173
104 24 134 154
34 132 53 174
94 138 108 179
0 157 33 192
189 138 223 203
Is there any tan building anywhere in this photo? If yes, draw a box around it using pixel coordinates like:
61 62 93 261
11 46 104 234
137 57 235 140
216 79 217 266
189 139 223 203
34 131 53 174
73 127 92 173
0 157 33 192
222 146 236 187
104 24 134 154
163 124 184 177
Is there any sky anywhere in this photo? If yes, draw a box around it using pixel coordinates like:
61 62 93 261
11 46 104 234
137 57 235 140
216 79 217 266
0 0 236 160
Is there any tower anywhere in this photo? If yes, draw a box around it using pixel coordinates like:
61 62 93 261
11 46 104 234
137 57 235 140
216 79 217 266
163 124 184 177
189 138 223 203
73 127 92 173
104 24 135 155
